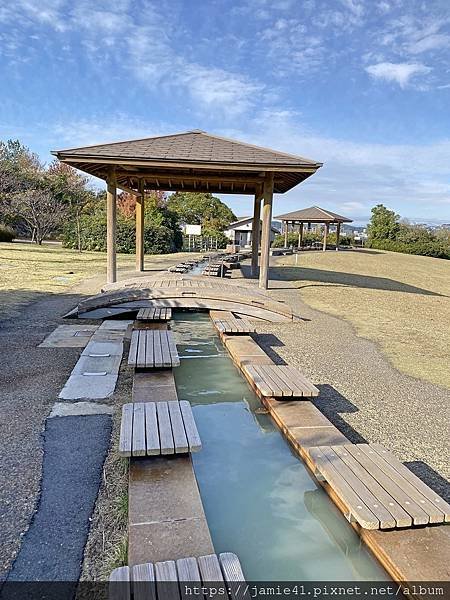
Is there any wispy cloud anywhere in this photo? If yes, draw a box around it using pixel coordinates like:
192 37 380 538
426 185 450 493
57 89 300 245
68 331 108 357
365 61 431 88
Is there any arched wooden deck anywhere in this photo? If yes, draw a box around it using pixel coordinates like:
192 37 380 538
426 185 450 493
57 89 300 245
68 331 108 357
69 276 296 322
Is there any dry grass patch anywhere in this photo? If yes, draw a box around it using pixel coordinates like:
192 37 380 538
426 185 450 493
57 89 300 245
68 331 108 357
274 249 450 389
0 242 202 319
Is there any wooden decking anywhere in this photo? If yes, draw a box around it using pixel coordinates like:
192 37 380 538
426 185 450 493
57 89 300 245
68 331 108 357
110 552 245 596
308 443 450 530
213 316 256 334
128 329 180 368
243 364 319 398
137 307 172 321
119 401 201 457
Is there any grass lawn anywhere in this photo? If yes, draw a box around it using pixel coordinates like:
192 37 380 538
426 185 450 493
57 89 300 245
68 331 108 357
273 248 450 390
0 242 201 319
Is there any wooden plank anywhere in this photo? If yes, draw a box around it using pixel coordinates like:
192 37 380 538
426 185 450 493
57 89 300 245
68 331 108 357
319 446 397 529
308 446 380 529
156 401 175 455
359 444 446 524
345 445 429 526
243 365 273 396
179 401 202 452
176 557 201 582
136 330 147 368
168 400 189 453
133 563 156 600
197 554 225 581
155 560 180 600
153 330 163 368
132 403 146 457
109 565 131 600
145 402 160 455
370 443 450 522
160 330 172 368
332 445 412 528
219 552 245 581
119 403 133 457
166 330 180 367
128 329 139 366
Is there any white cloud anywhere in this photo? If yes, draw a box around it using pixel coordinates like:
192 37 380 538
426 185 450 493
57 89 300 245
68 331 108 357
365 61 431 87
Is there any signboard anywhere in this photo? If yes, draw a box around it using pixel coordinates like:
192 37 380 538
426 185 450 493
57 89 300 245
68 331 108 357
184 224 202 235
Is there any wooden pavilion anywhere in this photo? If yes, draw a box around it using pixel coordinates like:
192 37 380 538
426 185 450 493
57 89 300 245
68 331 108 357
276 206 352 251
52 130 321 289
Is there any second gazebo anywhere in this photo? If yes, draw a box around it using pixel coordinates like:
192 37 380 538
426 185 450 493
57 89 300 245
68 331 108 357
276 206 352 251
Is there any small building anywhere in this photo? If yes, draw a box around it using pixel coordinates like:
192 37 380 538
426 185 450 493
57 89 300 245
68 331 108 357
224 217 279 248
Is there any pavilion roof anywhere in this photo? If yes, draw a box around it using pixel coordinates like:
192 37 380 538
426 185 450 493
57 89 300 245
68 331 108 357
52 130 322 195
276 206 352 223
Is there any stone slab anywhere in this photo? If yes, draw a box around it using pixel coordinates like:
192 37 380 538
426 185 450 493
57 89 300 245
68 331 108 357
72 354 123 375
38 325 98 348
81 340 124 357
128 457 213 566
132 371 178 402
129 518 214 567
59 374 119 400
48 401 114 418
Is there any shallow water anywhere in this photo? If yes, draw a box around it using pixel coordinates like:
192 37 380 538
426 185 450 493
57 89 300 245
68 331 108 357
172 314 387 581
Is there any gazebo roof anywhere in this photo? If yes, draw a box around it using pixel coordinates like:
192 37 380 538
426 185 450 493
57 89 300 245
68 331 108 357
276 206 352 223
52 130 322 195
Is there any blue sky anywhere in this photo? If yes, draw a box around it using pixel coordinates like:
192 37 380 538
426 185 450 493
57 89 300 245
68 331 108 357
1 0 449 224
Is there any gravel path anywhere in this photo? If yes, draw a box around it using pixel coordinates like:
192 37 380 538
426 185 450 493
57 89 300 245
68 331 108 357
241 265 450 501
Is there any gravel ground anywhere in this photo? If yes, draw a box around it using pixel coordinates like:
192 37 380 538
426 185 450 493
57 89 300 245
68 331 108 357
242 268 450 501
0 259 182 583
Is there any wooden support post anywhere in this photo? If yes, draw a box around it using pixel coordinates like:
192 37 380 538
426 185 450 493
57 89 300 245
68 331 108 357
336 222 341 251
259 173 274 290
136 179 145 271
284 220 288 247
298 222 304 249
323 222 329 251
251 189 262 277
106 168 117 284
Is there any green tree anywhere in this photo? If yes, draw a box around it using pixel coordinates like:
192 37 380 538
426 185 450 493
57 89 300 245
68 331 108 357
167 192 235 232
367 204 400 241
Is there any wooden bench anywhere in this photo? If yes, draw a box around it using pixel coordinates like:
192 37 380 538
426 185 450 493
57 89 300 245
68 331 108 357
119 400 201 457
308 443 450 530
137 307 172 322
243 364 319 398
110 552 245 598
214 316 256 334
128 329 180 368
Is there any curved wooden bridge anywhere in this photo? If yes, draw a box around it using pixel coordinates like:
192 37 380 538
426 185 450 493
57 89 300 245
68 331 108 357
67 275 295 322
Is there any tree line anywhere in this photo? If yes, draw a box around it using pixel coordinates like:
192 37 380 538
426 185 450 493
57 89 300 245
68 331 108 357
367 204 450 260
0 139 236 251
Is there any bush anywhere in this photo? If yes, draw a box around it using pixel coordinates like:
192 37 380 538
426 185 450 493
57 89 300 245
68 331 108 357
63 212 180 254
0 224 15 242
367 238 450 259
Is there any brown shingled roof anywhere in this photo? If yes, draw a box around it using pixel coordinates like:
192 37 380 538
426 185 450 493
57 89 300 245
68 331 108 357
52 130 322 195
276 206 352 223
54 130 320 167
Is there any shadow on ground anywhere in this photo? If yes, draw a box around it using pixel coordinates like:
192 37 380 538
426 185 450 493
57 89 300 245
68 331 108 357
405 461 450 503
267 266 444 296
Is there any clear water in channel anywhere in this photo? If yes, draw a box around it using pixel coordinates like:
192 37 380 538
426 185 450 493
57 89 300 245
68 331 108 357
172 314 387 581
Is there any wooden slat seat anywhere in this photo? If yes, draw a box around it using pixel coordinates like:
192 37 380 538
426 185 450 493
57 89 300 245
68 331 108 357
243 364 319 398
307 443 450 530
214 316 256 334
137 307 172 321
128 329 180 368
119 400 201 457
110 553 245 597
